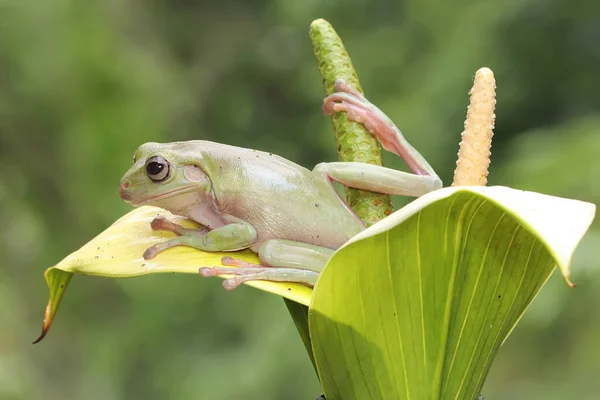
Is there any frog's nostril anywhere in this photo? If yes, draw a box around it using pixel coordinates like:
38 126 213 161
119 182 131 200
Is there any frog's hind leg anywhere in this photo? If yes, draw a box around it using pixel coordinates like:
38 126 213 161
199 239 334 290
200 260 319 290
323 79 439 179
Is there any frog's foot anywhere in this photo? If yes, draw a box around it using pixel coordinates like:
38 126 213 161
143 236 195 259
323 79 435 177
323 80 397 151
150 215 210 236
144 216 210 259
199 256 319 290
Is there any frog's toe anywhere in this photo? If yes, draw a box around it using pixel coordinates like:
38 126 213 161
143 245 160 260
333 79 365 99
221 256 261 268
199 265 271 291
150 215 179 232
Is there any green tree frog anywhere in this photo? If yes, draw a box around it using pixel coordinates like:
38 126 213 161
119 80 442 290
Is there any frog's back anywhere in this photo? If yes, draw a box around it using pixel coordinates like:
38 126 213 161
179 140 364 251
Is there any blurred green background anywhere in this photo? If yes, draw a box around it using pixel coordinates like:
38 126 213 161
1 0 599 399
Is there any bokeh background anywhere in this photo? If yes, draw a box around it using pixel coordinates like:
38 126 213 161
1 0 599 399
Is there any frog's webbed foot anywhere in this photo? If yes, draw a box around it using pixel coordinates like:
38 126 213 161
323 79 437 178
143 216 210 260
199 256 320 290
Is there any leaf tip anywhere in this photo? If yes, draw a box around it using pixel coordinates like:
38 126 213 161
32 304 54 344
32 329 48 344
560 264 576 288
34 268 73 344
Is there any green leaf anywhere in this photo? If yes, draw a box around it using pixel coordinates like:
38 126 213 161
284 300 316 374
35 206 312 342
308 186 595 400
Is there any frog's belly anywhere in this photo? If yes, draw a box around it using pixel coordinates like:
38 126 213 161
245 205 364 253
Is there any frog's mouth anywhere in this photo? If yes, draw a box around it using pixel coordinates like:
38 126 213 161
120 184 198 206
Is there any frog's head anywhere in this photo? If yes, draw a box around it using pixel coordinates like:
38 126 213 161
119 142 212 210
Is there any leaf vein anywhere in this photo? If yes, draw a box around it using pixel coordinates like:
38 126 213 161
416 211 427 374
456 220 518 398
472 230 534 392
386 231 411 400
442 199 487 396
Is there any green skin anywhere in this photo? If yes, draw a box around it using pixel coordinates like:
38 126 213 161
119 80 442 290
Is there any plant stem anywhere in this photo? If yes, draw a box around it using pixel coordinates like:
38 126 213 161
289 19 398 389
310 18 393 226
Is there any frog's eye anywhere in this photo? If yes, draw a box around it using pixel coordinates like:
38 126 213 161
145 156 170 182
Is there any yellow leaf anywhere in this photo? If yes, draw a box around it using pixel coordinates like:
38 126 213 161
35 206 312 342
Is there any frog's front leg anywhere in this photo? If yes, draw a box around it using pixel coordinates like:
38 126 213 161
143 215 257 259
199 239 335 290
